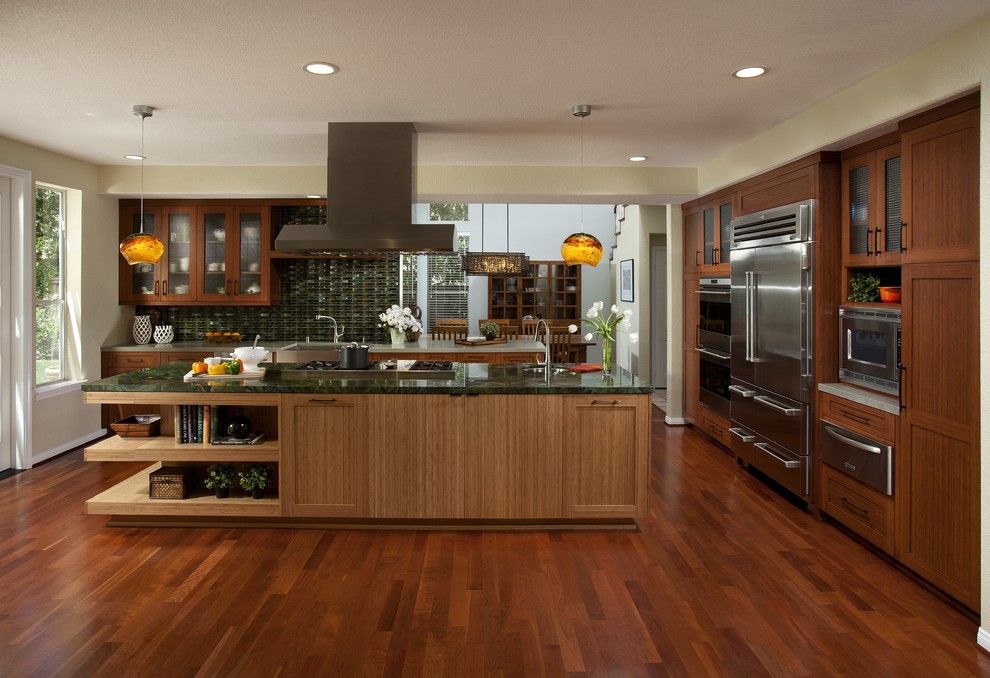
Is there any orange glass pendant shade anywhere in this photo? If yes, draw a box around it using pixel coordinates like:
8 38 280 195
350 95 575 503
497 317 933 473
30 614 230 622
119 232 165 265
561 232 603 266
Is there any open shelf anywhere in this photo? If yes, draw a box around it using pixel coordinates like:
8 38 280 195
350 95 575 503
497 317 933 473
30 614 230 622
86 463 280 517
84 435 279 462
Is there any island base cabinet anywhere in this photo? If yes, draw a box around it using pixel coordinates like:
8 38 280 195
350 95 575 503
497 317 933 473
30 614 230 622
368 395 466 519
464 395 563 519
562 395 649 518
284 394 369 517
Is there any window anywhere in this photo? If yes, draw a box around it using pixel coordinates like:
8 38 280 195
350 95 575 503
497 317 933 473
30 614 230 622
35 186 65 386
427 234 469 329
429 202 469 221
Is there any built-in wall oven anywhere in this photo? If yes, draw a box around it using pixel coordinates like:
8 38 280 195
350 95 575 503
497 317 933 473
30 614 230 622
696 277 731 418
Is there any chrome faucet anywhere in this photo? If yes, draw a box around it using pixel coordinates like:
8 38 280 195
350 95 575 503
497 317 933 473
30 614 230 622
315 315 344 343
533 319 552 367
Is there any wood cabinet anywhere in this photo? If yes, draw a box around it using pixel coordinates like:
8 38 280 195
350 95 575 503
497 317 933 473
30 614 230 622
368 395 466 518
488 260 581 323
899 106 979 264
119 199 277 306
562 395 648 517
737 163 816 215
897 261 979 610
697 406 731 449
464 395 562 519
683 205 701 273
684 198 733 275
284 394 368 517
841 139 902 267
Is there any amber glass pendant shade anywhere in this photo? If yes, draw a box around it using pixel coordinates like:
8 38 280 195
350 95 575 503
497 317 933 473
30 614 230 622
119 232 165 265
561 232 603 266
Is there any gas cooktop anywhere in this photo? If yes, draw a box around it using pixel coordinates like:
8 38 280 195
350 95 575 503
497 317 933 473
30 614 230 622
284 360 456 379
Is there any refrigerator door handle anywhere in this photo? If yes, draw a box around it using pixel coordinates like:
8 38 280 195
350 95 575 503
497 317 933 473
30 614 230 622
744 270 756 363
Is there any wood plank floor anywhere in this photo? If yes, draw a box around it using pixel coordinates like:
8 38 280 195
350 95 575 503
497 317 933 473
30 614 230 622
1 409 988 677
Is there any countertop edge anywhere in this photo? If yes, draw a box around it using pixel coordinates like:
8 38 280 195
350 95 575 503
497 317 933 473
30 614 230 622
817 382 900 416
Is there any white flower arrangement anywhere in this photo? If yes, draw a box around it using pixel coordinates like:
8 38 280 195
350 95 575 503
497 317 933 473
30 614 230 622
569 301 638 371
378 305 423 333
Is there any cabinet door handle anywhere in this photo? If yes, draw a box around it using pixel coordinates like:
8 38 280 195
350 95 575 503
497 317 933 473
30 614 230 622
840 496 870 518
154 280 159 296
590 399 618 406
899 365 907 411
163 279 167 296
900 221 908 252
874 228 881 256
695 250 701 265
865 228 873 255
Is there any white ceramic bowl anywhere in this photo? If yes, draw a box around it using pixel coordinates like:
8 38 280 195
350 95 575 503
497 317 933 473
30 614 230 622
233 346 269 369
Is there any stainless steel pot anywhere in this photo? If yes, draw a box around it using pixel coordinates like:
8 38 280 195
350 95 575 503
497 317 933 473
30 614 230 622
339 342 370 370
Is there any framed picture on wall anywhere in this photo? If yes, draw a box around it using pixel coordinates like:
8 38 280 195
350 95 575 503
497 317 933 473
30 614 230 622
619 259 634 302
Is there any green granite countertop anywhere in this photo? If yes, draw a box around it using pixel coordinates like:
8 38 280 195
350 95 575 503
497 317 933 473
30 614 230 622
81 361 652 395
101 338 548 354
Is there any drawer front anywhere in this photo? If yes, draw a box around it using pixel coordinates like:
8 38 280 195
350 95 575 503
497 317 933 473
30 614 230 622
108 352 160 369
820 393 895 442
821 465 894 553
698 408 731 448
729 425 756 464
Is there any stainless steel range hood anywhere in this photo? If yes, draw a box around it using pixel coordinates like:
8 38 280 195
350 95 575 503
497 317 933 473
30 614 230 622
274 122 455 254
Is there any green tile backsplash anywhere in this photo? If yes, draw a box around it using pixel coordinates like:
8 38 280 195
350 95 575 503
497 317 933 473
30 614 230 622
139 257 409 343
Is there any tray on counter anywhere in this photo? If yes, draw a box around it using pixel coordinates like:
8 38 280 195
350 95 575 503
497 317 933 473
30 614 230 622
183 367 266 382
454 337 508 346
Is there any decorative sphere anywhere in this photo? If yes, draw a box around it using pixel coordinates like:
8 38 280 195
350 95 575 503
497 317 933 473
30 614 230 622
561 232 603 266
225 414 251 439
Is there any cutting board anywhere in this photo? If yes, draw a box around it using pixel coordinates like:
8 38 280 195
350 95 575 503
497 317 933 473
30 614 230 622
183 367 266 382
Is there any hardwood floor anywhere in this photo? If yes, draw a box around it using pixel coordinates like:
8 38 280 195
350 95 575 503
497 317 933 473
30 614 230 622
1 412 988 676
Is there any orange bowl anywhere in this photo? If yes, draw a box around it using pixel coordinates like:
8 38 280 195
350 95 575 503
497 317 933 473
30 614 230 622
879 286 901 303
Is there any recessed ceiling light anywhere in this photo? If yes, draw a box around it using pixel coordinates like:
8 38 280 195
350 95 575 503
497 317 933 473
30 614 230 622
124 154 146 160
733 66 767 79
628 156 647 162
305 195 323 199
304 62 338 75
84 112 97 117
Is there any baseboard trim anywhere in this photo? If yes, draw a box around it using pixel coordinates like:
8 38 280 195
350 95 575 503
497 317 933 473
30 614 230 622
977 627 990 654
32 428 106 466
665 416 687 426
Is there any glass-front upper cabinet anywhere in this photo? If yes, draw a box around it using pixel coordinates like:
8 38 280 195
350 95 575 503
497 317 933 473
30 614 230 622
163 207 196 301
698 196 733 274
841 142 901 267
119 205 163 302
232 207 272 304
197 207 233 302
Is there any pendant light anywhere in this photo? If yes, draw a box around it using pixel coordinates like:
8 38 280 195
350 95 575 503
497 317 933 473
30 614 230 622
119 105 165 265
561 104 603 267
462 204 529 275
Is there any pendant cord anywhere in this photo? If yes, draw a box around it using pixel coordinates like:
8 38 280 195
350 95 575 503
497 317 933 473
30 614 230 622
480 203 484 250
580 113 585 230
139 114 145 234
505 204 509 253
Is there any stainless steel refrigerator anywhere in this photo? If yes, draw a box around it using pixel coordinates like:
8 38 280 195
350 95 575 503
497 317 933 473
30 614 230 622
728 200 814 499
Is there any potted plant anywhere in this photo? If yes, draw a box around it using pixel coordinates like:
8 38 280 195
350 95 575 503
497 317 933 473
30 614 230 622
480 321 500 341
848 272 881 303
238 465 270 499
204 463 235 499
569 301 639 377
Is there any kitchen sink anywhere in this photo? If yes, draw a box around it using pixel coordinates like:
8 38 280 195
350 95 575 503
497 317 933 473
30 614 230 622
276 342 347 363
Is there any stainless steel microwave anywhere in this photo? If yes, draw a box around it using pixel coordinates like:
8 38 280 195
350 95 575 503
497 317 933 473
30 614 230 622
838 306 901 395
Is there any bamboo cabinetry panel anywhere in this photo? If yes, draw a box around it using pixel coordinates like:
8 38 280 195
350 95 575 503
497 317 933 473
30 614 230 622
464 395 563 519
562 395 649 518
368 395 466 518
820 464 895 554
283 394 369 517
897 261 980 610
819 392 897 442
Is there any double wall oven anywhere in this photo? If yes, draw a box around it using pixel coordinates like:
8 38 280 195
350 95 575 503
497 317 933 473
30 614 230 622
696 277 731 418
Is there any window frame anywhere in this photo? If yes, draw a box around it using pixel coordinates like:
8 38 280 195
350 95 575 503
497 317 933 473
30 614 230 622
33 184 67 391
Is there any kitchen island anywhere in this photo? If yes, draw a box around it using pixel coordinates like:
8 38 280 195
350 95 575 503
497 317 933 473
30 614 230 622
81 361 651 528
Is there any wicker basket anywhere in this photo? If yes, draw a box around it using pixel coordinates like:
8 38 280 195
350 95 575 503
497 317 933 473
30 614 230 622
149 466 195 500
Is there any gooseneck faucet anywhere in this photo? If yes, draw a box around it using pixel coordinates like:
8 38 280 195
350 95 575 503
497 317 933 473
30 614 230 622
315 315 344 343
534 319 552 367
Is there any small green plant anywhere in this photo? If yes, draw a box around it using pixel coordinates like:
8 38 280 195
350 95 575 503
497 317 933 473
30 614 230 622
238 465 269 495
204 464 234 491
848 272 881 303
480 321 500 339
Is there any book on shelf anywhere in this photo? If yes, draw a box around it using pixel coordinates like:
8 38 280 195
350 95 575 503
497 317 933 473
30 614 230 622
212 432 265 446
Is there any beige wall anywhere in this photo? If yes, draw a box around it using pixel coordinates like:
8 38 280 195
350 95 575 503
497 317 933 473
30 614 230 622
612 205 667 382
665 205 684 421
97 163 698 204
693 14 990 632
0 135 130 462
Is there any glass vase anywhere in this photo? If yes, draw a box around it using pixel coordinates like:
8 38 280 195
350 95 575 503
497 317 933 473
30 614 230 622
601 335 615 377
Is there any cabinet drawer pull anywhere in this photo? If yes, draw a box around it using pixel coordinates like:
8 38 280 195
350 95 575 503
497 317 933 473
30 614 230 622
590 399 618 406
753 395 801 416
754 443 801 469
837 407 871 425
729 427 755 442
840 496 870 518
307 398 348 404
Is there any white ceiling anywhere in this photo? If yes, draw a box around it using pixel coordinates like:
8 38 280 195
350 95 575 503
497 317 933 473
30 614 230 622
1 1 987 168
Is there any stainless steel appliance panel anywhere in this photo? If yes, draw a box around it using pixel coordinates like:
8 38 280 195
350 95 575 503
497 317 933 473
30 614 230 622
753 242 812 403
838 306 901 395
730 248 756 387
729 425 757 465
729 380 807 457
749 434 809 497
698 347 731 418
819 421 894 495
